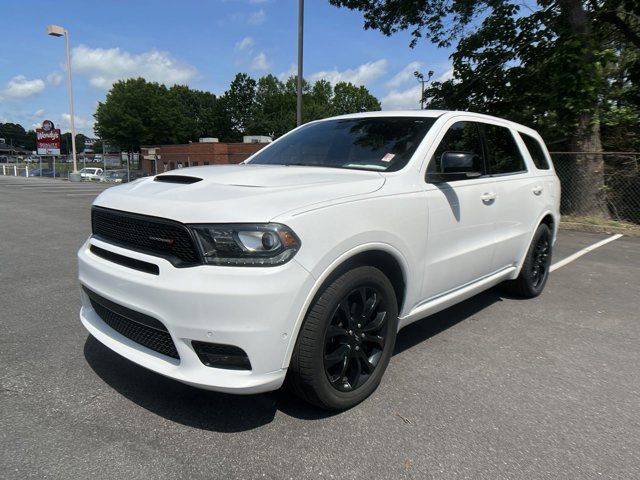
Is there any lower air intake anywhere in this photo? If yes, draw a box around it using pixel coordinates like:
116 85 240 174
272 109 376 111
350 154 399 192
83 287 179 359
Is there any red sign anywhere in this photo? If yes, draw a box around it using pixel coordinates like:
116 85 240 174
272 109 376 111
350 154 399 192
36 120 61 155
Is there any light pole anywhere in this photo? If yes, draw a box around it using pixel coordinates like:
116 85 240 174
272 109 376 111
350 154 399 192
296 0 304 127
47 24 78 175
413 70 433 110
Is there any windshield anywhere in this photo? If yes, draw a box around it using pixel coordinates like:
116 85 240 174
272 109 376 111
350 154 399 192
248 116 437 172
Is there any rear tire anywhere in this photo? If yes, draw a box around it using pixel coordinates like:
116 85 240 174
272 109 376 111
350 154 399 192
507 223 552 298
288 266 398 410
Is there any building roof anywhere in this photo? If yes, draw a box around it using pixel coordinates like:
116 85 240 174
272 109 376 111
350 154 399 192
0 142 30 154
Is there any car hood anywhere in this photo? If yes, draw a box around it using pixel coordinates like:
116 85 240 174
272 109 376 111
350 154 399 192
93 164 385 223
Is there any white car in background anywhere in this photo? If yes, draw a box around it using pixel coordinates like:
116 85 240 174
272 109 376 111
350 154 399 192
79 167 103 181
78 110 560 410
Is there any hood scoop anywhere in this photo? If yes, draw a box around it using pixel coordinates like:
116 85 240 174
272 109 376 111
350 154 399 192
154 175 202 184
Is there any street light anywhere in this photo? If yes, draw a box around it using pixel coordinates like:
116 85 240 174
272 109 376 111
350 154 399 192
47 24 78 176
414 70 434 110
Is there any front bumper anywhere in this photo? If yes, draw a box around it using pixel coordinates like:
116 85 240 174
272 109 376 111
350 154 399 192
78 237 315 394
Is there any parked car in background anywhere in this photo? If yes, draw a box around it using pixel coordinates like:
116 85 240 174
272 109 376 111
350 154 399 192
98 169 127 184
24 156 40 164
20 168 60 177
79 167 104 181
78 110 560 410
121 170 147 183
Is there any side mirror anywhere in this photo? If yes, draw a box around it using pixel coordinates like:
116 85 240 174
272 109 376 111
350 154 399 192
427 151 483 183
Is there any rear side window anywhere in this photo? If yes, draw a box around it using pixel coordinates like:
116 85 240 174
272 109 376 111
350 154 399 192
429 121 485 174
520 133 550 170
481 124 527 175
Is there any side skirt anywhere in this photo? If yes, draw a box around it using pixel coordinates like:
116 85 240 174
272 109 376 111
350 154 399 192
398 266 517 330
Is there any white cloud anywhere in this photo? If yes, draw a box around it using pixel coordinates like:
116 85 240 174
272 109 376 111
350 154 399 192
251 52 270 70
436 68 454 82
34 109 46 117
60 113 94 135
248 9 266 25
235 36 255 51
72 44 198 89
386 61 422 89
46 72 63 86
277 64 297 82
0 75 45 101
309 59 388 86
381 84 423 110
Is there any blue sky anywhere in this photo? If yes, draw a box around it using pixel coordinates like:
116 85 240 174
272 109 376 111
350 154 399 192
0 0 454 137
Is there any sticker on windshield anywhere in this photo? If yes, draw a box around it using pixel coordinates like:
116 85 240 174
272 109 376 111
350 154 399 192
381 153 396 162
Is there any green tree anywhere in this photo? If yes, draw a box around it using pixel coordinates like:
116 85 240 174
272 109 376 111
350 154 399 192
250 74 296 137
0 123 36 151
330 0 640 216
94 78 180 151
221 73 258 139
91 73 382 148
91 139 104 154
168 85 220 141
59 132 88 154
305 79 334 121
331 82 381 115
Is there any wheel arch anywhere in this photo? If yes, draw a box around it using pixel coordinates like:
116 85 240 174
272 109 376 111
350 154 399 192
512 210 558 278
539 212 556 235
282 244 409 369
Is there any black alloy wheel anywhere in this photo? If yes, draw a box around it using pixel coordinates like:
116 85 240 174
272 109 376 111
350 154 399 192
507 223 553 298
531 233 550 288
323 286 388 392
288 266 398 410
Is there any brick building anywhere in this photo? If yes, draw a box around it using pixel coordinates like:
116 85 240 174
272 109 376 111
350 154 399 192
140 139 269 175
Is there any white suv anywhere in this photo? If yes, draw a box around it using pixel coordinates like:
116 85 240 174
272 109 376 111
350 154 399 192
78 111 560 410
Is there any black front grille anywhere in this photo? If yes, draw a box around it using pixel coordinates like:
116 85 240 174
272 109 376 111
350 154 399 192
90 245 160 275
83 286 179 359
91 207 201 266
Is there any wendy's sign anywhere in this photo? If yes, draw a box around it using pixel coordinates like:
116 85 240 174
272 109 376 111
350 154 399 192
36 120 61 155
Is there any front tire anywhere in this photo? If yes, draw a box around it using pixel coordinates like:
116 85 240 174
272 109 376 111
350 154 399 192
507 223 553 298
288 266 398 410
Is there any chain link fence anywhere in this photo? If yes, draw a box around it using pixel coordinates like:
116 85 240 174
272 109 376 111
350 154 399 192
4 149 638 226
551 152 640 225
0 156 140 181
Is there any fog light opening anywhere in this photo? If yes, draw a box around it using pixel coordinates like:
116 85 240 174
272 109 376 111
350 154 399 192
192 341 252 370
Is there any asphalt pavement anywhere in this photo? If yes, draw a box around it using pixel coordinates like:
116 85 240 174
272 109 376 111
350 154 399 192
1 176 638 479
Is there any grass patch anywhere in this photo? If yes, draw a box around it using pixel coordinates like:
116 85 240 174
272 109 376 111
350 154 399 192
561 215 640 236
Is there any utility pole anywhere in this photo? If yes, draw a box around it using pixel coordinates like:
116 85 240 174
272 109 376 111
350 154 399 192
414 70 434 110
296 0 304 127
47 25 77 174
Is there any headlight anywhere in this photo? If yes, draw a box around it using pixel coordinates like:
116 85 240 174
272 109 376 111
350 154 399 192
190 223 301 266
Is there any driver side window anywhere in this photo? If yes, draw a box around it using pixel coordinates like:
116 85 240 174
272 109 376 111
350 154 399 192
428 121 485 175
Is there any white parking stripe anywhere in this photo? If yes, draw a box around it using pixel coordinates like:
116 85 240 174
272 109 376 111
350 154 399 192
39 190 105 193
551 234 623 272
66 193 101 196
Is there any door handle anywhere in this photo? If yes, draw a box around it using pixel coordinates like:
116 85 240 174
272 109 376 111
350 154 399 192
532 185 543 195
480 192 497 203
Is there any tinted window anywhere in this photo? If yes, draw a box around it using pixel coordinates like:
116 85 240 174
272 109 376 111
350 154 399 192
429 121 485 174
481 124 527 175
520 133 550 169
248 117 436 172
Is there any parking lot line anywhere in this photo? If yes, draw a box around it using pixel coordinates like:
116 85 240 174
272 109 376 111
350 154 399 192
66 193 102 196
551 233 623 272
18 184 103 188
